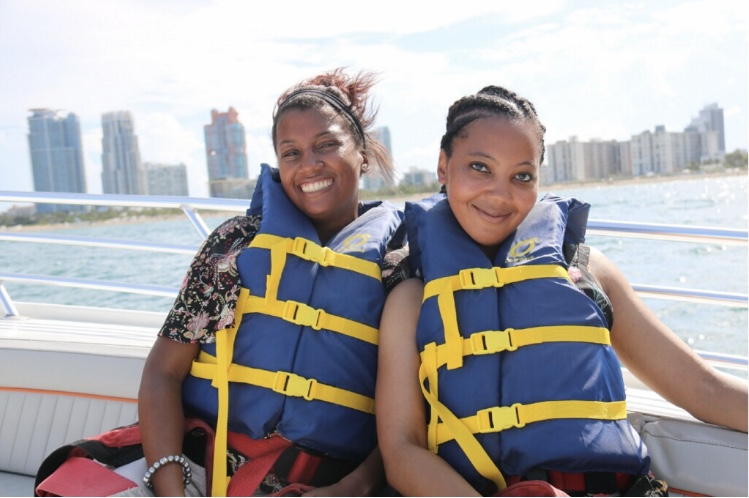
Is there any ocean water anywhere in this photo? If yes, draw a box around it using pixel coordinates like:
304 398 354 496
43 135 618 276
1 174 747 359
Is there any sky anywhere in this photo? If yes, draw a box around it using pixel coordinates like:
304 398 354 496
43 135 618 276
0 0 747 200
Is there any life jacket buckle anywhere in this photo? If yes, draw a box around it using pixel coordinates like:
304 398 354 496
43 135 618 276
291 237 335 267
272 371 318 401
470 329 518 355
476 404 525 433
458 268 501 290
282 301 323 330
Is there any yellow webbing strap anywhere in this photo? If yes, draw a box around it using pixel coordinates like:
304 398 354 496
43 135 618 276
250 233 382 281
422 342 440 452
423 325 610 370
191 351 375 414
425 265 571 371
265 236 288 303
437 286 463 370
208 286 251 496
419 362 507 491
433 399 628 446
423 265 571 301
244 294 379 345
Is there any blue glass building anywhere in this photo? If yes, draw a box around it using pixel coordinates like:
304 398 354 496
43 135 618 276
27 109 87 213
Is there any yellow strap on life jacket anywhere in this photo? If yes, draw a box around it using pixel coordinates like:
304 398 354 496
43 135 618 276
419 355 627 491
421 325 611 370
200 234 382 494
191 351 375 414
417 263 619 490
433 399 628 446
250 233 382 281
423 265 571 301
422 342 440 452
244 295 379 345
208 286 251 496
425 265 571 370
419 360 508 491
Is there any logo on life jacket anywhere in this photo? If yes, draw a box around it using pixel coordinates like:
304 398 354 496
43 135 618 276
341 233 371 253
505 237 538 264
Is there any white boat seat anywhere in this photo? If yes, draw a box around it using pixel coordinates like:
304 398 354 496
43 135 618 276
0 303 158 497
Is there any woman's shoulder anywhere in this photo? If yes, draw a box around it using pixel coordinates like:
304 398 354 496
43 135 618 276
211 214 261 240
201 214 261 254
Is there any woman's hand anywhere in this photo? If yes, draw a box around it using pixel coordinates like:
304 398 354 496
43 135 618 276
138 336 200 496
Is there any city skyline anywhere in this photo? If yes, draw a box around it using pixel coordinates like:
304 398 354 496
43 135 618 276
546 102 727 184
1 1 746 200
17 98 736 197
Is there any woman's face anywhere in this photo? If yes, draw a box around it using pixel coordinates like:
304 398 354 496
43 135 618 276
438 116 540 256
275 107 365 242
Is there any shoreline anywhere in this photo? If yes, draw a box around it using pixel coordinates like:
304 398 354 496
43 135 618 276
5 169 746 232
384 168 747 205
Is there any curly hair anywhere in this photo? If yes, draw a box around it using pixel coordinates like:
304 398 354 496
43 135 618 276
440 85 546 164
272 68 395 186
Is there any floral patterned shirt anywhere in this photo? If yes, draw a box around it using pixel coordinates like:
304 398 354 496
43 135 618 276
159 214 410 343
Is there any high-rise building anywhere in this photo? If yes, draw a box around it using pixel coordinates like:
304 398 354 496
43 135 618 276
362 126 392 191
401 166 437 188
101 111 145 195
375 126 392 158
143 162 189 196
685 103 725 154
27 109 87 213
204 107 250 198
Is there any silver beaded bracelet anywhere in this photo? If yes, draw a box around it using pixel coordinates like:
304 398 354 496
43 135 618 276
143 454 192 489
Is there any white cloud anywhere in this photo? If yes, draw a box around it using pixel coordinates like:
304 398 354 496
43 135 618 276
138 113 203 165
1 0 747 201
724 105 743 118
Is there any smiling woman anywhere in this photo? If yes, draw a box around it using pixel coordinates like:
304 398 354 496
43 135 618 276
375 84 748 497
34 69 409 497
138 69 407 497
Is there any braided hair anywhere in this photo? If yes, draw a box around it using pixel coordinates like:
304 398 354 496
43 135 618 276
440 85 546 164
272 68 396 186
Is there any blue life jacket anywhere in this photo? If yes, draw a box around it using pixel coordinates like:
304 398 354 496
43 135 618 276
183 164 405 466
408 193 649 494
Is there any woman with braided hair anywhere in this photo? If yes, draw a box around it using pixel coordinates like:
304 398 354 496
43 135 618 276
137 68 408 496
375 85 747 496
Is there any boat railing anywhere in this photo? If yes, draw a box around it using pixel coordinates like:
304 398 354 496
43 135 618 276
1 191 747 372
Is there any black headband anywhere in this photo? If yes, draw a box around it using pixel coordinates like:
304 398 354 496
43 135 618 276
277 88 366 145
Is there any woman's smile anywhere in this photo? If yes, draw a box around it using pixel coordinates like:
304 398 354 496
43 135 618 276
300 178 334 194
471 203 511 223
